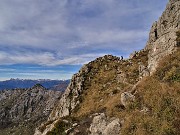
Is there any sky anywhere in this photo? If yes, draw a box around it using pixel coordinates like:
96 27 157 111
0 0 168 81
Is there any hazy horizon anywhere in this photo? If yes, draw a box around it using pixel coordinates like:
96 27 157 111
0 78 70 81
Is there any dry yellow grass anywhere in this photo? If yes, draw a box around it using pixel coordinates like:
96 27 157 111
121 76 180 135
50 49 179 135
120 50 180 135
72 50 180 135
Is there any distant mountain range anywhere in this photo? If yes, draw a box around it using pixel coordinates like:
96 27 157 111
0 78 70 91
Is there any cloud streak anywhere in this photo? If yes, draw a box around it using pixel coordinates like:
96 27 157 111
0 50 106 66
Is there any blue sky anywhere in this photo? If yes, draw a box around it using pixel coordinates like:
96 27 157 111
0 0 168 80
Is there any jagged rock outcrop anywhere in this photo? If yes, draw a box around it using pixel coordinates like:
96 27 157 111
34 65 92 135
34 54 148 135
0 84 61 135
48 55 125 121
146 0 180 73
49 64 90 120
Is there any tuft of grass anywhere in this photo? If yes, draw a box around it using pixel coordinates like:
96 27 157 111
46 119 70 135
155 51 180 82
38 120 54 133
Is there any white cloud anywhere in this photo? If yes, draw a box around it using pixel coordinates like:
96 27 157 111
0 50 107 66
0 0 168 65
0 68 16 72
77 29 148 44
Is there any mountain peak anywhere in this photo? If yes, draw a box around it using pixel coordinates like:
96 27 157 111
31 83 45 90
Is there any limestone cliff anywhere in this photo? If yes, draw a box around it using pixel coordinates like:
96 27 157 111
146 0 180 73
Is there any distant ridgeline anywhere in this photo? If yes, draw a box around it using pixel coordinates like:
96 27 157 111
0 78 70 91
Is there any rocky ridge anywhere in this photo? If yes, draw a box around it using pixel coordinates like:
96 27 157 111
35 52 149 135
35 0 180 135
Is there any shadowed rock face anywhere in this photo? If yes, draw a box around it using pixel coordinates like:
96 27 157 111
49 64 91 120
146 0 180 73
0 84 62 135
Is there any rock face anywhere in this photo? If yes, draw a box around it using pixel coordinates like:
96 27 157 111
146 0 180 73
49 64 90 120
0 84 61 135
35 64 92 135
89 113 121 135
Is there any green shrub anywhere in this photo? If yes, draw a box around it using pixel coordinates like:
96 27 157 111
46 120 70 135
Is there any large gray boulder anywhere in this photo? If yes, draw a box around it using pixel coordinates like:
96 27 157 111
89 113 121 135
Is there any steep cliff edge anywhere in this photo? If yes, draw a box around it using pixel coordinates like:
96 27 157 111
35 0 180 135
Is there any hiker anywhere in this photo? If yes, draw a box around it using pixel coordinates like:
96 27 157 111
121 56 123 60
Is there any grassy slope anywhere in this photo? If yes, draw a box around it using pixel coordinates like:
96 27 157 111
121 50 180 135
47 50 180 135
72 50 148 118
72 50 180 135
47 32 180 135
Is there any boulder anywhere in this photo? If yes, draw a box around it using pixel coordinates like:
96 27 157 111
89 113 121 135
121 92 135 107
